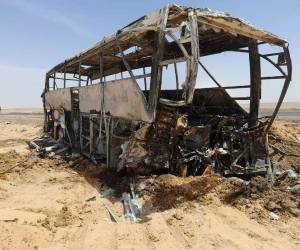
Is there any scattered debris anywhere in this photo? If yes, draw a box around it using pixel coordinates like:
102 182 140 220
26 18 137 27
101 200 119 223
122 192 137 222
265 201 281 211
278 170 298 178
288 182 300 191
1 218 18 223
269 212 280 220
122 182 142 222
289 208 300 217
100 188 115 198
27 135 84 163
85 196 96 202
270 144 300 158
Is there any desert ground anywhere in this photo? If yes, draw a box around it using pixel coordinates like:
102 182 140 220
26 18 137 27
0 108 299 250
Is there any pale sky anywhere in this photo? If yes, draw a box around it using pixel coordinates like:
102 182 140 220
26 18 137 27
0 0 299 108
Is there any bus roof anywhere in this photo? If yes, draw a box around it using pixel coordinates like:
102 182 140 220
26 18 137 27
47 4 287 79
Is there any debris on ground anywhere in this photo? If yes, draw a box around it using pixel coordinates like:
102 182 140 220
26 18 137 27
22 120 300 224
137 174 221 211
119 108 271 178
101 200 119 223
27 135 84 164
269 212 280 220
0 119 300 250
122 183 143 222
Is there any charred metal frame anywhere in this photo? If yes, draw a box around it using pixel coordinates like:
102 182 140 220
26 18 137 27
42 4 292 176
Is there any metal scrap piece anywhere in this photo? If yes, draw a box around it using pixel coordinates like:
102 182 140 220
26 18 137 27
101 200 119 223
122 192 137 222
122 183 143 222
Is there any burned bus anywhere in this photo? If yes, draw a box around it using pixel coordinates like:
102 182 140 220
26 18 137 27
42 4 292 177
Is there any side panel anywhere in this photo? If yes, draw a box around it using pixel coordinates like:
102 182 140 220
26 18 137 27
79 84 102 113
78 79 152 122
104 79 150 121
45 88 72 111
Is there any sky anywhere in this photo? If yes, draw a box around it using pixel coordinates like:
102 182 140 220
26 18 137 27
0 0 299 108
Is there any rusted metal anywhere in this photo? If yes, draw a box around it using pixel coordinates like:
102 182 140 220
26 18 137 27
148 5 169 118
249 39 261 127
265 46 292 132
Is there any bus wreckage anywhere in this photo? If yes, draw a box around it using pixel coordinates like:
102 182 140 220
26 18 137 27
41 4 292 177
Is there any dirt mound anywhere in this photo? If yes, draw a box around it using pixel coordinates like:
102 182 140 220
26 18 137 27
218 176 270 202
213 175 300 221
269 121 300 171
135 172 299 224
133 158 300 222
139 174 221 210
270 121 300 142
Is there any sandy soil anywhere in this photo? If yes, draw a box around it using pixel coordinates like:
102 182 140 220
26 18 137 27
0 109 43 154
270 120 300 142
0 110 299 250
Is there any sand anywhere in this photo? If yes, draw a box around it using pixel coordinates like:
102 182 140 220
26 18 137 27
0 109 43 154
0 109 299 250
